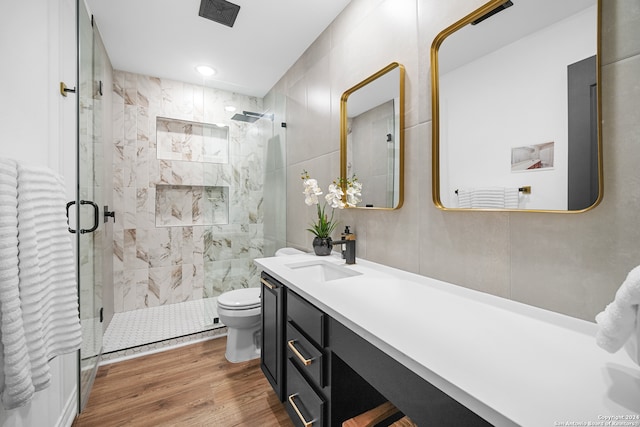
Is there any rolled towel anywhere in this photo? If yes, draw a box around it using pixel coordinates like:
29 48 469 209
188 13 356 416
595 265 640 355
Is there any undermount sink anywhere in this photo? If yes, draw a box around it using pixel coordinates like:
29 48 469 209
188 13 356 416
285 259 362 282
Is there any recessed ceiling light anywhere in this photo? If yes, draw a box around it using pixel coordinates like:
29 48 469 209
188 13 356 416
196 65 216 76
225 105 237 112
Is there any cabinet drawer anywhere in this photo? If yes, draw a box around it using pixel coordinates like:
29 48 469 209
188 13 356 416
286 359 325 427
287 322 325 387
287 290 326 347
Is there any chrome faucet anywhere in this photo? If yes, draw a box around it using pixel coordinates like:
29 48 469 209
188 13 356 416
332 236 356 265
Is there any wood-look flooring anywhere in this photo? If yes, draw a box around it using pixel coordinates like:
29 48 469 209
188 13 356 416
73 337 294 427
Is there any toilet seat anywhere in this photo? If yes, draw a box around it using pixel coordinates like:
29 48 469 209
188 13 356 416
217 287 261 310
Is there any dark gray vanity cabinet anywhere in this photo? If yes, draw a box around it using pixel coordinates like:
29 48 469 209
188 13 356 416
259 275 492 426
280 287 386 427
260 272 285 401
285 290 330 426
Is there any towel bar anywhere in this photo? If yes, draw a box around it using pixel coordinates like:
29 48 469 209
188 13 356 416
455 186 531 195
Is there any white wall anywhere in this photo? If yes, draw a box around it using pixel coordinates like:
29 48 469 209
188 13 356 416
0 0 78 425
440 6 597 209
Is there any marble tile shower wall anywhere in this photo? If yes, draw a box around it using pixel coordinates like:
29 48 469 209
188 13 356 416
111 70 265 313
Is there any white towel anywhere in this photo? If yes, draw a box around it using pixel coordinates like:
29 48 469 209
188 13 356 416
503 188 519 209
456 189 472 208
0 159 82 409
456 187 520 209
623 309 640 365
472 188 507 209
0 159 34 408
595 265 640 362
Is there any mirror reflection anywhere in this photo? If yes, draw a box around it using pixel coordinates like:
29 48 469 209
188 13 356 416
340 63 405 209
431 0 601 212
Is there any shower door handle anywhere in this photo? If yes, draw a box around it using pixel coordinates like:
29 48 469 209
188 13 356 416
66 201 76 233
79 200 99 234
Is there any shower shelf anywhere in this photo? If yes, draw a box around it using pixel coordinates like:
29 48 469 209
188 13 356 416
155 184 229 227
156 117 229 164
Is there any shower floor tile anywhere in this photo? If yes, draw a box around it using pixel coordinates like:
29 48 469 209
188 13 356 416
103 298 222 353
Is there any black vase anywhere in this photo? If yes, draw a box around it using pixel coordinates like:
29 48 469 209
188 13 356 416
312 236 333 256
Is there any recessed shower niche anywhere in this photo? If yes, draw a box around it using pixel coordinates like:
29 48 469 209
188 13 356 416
155 184 229 227
156 117 229 163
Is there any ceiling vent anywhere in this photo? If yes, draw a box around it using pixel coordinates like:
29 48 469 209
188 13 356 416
199 0 241 28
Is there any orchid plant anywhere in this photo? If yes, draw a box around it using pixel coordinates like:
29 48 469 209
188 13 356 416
302 170 362 239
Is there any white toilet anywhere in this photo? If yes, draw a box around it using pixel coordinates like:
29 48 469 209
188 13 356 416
217 248 305 363
217 287 262 363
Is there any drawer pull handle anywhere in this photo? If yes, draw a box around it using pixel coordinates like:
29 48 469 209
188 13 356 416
288 340 314 366
260 278 275 290
288 393 315 427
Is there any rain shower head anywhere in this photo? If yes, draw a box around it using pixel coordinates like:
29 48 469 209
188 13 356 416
231 113 259 123
199 0 241 28
231 111 274 123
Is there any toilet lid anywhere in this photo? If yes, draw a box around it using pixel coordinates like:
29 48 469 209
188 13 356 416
217 287 261 309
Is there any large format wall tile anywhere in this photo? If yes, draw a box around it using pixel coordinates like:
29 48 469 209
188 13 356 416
112 71 268 313
274 0 640 321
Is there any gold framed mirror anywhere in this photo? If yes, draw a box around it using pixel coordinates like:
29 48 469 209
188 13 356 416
431 0 602 212
340 62 405 210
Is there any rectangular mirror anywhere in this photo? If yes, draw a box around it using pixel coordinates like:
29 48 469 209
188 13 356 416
340 62 405 210
431 0 602 212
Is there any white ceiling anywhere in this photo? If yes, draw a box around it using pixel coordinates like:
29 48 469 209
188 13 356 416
85 0 352 97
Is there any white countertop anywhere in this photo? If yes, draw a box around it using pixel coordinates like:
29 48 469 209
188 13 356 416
255 253 640 427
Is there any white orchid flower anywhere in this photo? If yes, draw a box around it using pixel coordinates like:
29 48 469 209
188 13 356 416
346 181 362 207
302 178 323 206
301 171 363 239
325 183 346 209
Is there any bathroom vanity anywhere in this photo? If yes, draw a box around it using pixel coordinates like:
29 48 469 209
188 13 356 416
256 253 640 426
260 270 487 426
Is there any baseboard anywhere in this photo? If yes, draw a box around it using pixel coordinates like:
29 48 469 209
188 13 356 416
100 329 228 366
56 387 78 427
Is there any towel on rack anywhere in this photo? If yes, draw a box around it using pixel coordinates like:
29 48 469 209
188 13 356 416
0 159 82 409
456 189 473 208
595 264 640 365
0 159 34 408
503 188 519 209
456 187 520 209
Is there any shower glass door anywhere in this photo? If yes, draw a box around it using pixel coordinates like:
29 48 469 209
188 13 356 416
77 0 104 410
263 95 288 257
202 99 286 328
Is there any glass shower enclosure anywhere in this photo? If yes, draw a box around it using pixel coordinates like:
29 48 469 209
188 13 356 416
77 0 106 410
197 98 287 329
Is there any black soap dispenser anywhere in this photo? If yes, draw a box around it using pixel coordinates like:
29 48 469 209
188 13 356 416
341 226 351 259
